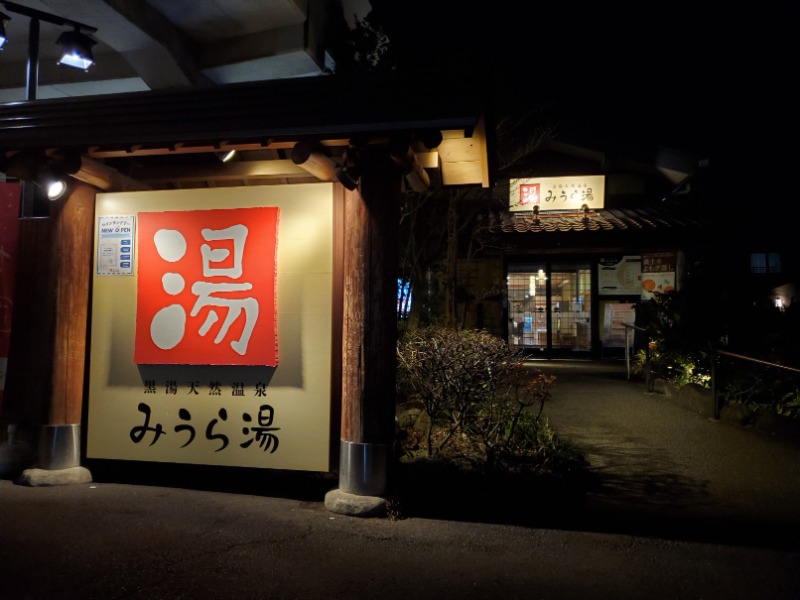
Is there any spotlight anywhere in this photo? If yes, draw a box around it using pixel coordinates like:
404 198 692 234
216 149 237 163
336 147 361 191
0 12 10 50
336 165 360 191
46 177 68 200
56 28 96 70
35 169 69 201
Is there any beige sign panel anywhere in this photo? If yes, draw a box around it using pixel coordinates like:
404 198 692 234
509 175 605 212
87 184 334 472
598 255 642 296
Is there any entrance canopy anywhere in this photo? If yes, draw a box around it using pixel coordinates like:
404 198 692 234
0 71 490 195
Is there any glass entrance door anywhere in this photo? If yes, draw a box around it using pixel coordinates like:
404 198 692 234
549 265 592 351
507 263 592 352
507 265 548 349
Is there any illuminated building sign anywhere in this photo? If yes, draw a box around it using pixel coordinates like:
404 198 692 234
509 175 605 212
134 207 278 366
87 185 333 471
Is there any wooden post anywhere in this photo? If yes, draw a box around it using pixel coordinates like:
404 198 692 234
37 182 95 472
2 218 53 446
337 147 399 497
3 180 95 483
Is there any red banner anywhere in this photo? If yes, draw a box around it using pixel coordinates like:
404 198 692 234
134 207 279 366
0 182 20 412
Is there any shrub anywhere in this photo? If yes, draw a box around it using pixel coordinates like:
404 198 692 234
719 365 800 421
396 326 574 475
777 388 800 420
632 344 711 389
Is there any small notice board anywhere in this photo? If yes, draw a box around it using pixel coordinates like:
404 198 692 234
602 303 636 348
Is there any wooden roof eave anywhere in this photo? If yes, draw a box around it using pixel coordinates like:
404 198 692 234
0 73 485 157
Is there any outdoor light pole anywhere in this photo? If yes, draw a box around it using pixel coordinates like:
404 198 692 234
0 1 97 216
0 0 97 101
24 9 37 100
1 2 98 484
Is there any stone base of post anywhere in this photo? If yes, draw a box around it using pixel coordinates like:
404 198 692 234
18 466 92 486
16 424 92 486
324 440 389 517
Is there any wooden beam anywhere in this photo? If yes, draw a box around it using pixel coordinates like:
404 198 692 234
291 142 338 182
131 159 309 184
72 157 152 192
86 138 354 159
389 140 430 193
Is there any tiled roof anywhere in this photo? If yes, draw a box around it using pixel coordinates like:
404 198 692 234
489 206 703 234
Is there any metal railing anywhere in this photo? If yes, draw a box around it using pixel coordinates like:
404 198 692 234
711 350 800 420
622 322 647 380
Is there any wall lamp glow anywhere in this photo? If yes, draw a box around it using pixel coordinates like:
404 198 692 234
45 177 67 200
33 175 67 201
35 169 69 200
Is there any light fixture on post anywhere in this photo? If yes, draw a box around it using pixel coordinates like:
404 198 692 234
336 147 361 191
0 11 10 49
0 0 98 217
0 1 99 99
336 164 360 191
56 27 96 70
33 168 68 201
44 175 67 200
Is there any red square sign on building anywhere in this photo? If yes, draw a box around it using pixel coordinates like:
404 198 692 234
134 207 279 366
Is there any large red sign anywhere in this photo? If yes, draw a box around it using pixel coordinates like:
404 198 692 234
134 207 279 366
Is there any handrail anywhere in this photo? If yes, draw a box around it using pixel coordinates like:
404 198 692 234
622 322 647 380
715 350 800 374
711 349 800 420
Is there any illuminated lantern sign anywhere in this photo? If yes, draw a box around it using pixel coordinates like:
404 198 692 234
134 207 279 366
509 175 605 212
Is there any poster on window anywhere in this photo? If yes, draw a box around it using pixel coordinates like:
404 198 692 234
640 252 677 300
87 184 333 472
598 255 641 296
134 207 278 366
602 302 636 348
97 215 135 276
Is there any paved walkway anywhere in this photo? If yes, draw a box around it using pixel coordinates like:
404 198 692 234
532 358 800 547
0 359 798 599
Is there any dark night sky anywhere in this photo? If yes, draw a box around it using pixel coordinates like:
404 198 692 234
366 1 778 164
